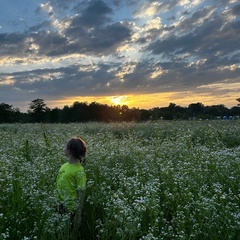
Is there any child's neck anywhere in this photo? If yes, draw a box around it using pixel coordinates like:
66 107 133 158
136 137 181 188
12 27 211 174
69 156 80 164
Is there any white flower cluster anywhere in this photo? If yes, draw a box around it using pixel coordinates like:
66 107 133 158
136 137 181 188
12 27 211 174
0 121 239 239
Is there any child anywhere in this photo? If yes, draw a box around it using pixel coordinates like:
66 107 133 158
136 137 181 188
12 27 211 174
56 137 87 234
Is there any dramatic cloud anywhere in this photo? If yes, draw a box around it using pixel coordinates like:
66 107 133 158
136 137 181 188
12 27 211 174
0 0 239 111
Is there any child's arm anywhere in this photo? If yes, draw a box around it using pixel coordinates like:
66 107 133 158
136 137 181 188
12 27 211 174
73 189 85 226
73 169 86 227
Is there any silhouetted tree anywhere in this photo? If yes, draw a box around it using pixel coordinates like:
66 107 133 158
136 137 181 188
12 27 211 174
49 107 61 123
230 106 240 116
28 99 50 122
139 109 151 121
236 98 240 106
204 105 229 118
230 98 240 117
71 101 89 122
1 98 240 123
188 102 204 118
166 103 186 120
59 105 72 123
98 104 113 122
0 103 20 123
88 102 101 121
150 107 161 120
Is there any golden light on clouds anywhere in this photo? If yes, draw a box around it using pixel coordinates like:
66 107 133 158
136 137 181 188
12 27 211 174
146 17 161 30
116 44 135 53
25 37 39 53
145 2 160 16
179 0 201 7
134 2 160 18
45 89 240 112
0 76 15 85
79 64 98 72
46 93 173 110
116 62 137 80
197 81 240 90
150 67 164 79
217 64 240 71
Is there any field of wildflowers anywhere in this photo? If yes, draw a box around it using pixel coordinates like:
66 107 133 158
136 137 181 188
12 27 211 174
0 121 240 240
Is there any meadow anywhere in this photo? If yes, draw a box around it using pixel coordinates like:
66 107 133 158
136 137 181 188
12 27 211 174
0 121 239 240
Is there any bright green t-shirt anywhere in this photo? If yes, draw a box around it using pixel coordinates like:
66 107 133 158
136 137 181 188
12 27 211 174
56 162 86 211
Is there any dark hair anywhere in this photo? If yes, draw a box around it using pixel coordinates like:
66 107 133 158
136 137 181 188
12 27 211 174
67 137 86 163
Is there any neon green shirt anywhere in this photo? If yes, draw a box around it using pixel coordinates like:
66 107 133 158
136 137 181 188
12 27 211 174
56 162 86 211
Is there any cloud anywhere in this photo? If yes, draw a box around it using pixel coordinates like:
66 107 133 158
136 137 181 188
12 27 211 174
0 0 239 110
144 3 240 86
232 3 240 15
0 1 132 58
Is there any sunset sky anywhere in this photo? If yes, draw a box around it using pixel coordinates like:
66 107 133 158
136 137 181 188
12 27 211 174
0 0 239 112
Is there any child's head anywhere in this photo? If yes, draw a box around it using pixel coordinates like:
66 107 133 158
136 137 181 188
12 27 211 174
65 137 87 163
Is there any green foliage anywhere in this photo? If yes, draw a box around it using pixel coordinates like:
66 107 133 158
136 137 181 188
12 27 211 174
0 122 240 239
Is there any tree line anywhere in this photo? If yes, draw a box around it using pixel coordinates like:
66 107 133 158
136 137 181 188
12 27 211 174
0 98 240 123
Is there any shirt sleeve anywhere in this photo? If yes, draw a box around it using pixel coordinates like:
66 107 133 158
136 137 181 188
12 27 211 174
75 170 86 190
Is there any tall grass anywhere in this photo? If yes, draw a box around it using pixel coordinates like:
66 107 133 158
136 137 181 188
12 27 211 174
0 121 239 239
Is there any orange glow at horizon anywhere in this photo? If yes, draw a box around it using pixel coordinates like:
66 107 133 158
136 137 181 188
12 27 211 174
45 91 239 111
110 96 127 105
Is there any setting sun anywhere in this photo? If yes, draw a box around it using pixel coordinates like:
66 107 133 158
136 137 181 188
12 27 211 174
110 96 126 105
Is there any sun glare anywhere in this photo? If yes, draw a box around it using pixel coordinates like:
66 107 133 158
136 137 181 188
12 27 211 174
110 96 126 105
